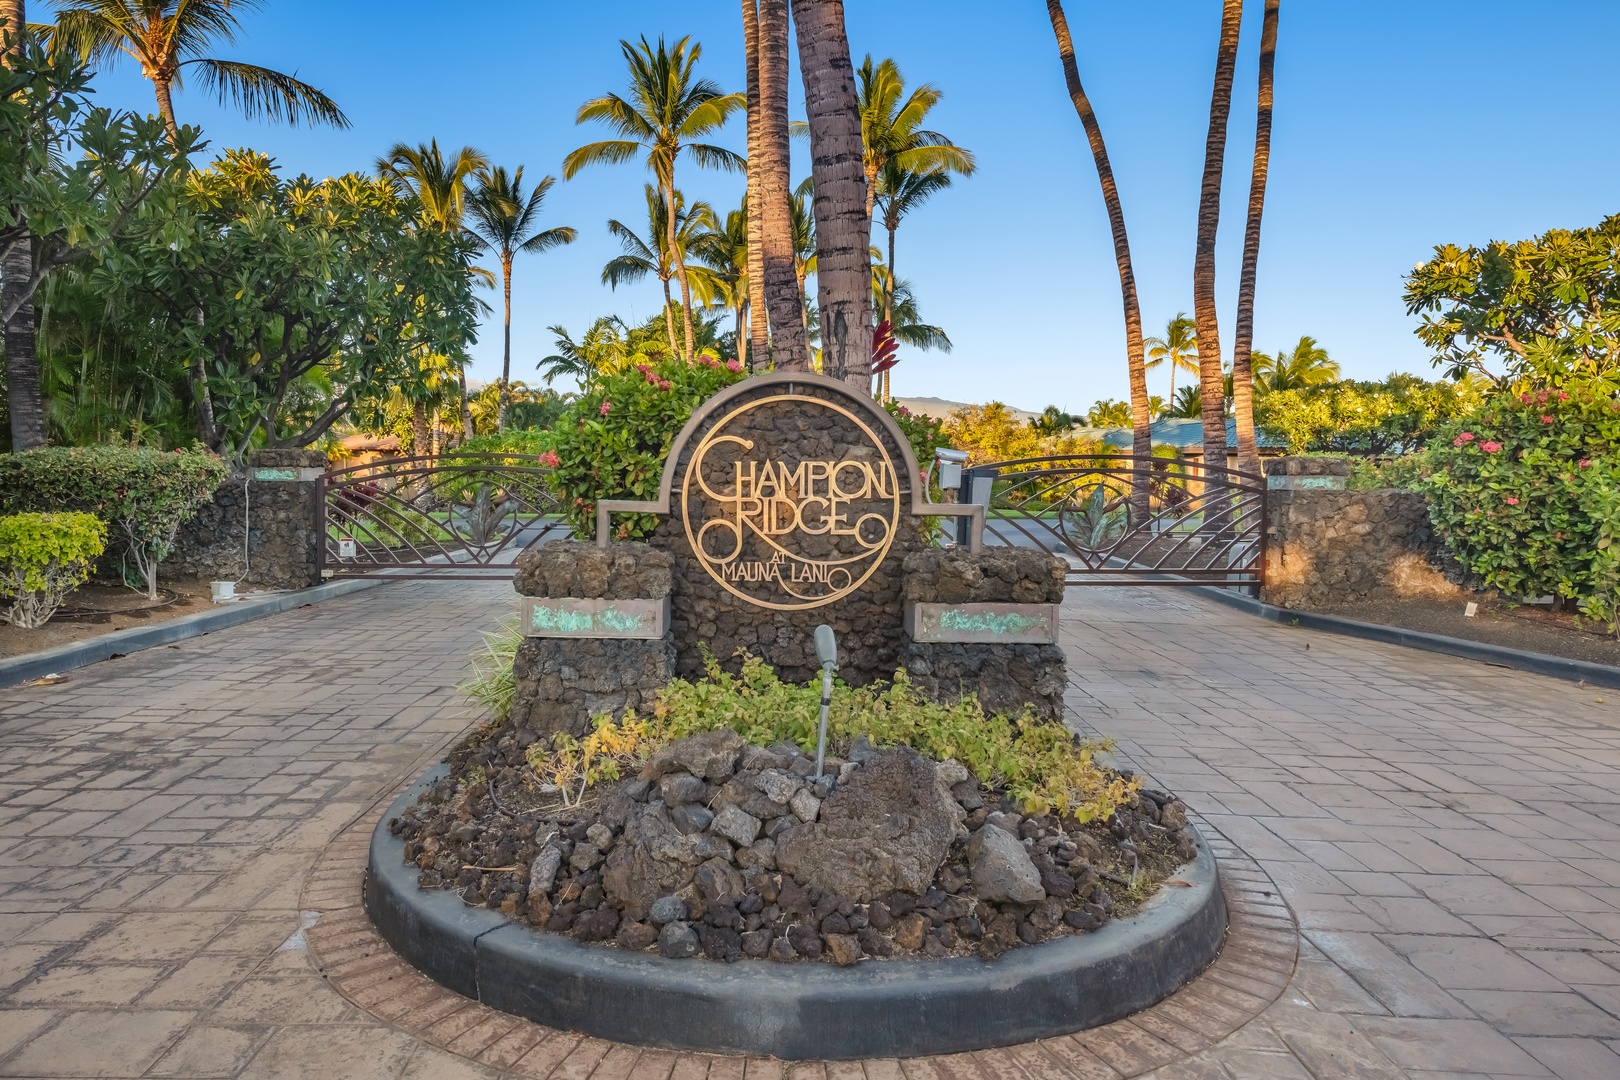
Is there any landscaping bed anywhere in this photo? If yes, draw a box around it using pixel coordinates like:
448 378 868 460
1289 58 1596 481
0 579 217 658
1306 594 1620 669
390 717 1197 966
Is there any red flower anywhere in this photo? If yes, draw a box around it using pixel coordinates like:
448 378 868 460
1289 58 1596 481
541 450 560 468
1579 459 1593 468
725 359 743 372
1458 431 1475 441
1480 441 1502 453
1559 391 1570 400
600 400 612 416
1504 496 1519 505
1541 415 1554 423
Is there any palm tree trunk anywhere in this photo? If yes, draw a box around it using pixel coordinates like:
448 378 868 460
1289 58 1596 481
2 241 44 451
1045 0 1150 518
1194 0 1243 469
1231 0 1278 479
412 401 430 458
661 276 680 360
885 220 898 324
758 0 809 371
498 259 514 430
790 0 872 388
152 73 181 143
742 0 770 372
1 0 23 61
735 304 747 368
664 179 695 361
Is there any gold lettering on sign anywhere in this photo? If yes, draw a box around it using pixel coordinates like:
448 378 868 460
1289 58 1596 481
680 396 901 611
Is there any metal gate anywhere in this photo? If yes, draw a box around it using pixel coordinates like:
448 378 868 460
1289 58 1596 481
961 454 1266 590
320 453 568 579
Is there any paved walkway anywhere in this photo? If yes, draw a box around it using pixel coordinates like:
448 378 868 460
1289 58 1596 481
0 582 1616 1077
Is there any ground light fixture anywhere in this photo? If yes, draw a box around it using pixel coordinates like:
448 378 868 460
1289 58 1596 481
813 624 838 778
933 447 970 501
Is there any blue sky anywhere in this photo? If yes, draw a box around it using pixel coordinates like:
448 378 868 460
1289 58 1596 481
58 0 1620 413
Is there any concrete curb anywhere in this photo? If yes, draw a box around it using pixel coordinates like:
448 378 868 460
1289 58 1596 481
365 770 1228 1060
1196 586 1620 690
1 577 386 687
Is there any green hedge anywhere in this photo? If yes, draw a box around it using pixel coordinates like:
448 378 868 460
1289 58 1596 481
0 512 107 629
0 447 228 598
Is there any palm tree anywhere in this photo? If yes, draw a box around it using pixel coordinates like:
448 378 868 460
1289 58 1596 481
752 0 809 371
877 273 951 354
1252 336 1338 394
852 56 974 229
1231 0 1281 477
789 0 871 387
3 0 44 451
1144 313 1200 406
602 185 718 362
691 197 752 367
1192 0 1243 466
467 167 576 430
377 140 490 444
741 0 767 368
47 0 348 140
540 318 630 391
563 35 743 363
1044 0 1150 518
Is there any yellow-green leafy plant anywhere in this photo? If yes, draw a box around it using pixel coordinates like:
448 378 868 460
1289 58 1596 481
0 512 108 629
524 714 648 807
459 614 522 719
627 650 1137 822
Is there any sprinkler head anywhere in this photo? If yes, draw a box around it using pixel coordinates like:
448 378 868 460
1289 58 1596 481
814 624 839 672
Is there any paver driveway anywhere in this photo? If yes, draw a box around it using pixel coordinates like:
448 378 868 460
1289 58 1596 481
0 581 1617 1078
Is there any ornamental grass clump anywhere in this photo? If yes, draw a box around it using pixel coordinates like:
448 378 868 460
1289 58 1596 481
1420 386 1620 621
0 512 108 629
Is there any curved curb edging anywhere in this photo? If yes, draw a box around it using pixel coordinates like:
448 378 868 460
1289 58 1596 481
364 770 1228 1060
1196 585 1620 689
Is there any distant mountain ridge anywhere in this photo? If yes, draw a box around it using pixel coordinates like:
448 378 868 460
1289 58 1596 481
891 396 1039 423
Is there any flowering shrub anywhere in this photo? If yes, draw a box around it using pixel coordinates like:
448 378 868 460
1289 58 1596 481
546 356 745 539
1421 386 1620 612
0 512 107 629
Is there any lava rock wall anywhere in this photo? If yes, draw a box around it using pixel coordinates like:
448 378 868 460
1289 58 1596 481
163 449 326 590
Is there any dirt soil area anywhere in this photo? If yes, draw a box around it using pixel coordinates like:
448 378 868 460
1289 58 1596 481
1 580 221 659
1309 595 1620 669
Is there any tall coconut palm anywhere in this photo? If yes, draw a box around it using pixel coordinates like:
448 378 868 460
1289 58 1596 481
1144 313 1200 405
1193 0 1244 466
691 197 752 366
1044 0 1150 517
756 0 808 371
377 140 490 444
852 56 974 231
46 0 348 140
789 0 871 387
1252 336 1337 394
467 167 576 430
740 0 768 369
3 0 44 451
1231 0 1280 477
602 185 719 362
564 35 743 363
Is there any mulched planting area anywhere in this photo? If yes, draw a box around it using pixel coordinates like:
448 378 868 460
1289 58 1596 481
0 580 217 658
1308 595 1620 669
391 723 1197 966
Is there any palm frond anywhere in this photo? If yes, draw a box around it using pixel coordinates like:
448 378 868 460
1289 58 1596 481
562 140 642 179
183 58 350 128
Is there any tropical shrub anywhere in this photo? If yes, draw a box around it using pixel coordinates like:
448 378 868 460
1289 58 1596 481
1420 385 1620 612
546 356 745 540
0 446 228 598
1256 375 1483 455
0 512 107 629
625 651 1135 821
944 402 1044 464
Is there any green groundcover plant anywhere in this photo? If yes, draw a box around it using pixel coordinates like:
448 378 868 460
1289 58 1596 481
1421 385 1620 622
0 446 227 598
546 356 745 540
0 512 107 629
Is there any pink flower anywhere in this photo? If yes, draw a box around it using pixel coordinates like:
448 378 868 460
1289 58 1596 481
1458 432 1475 441
541 450 560 468
725 359 743 372
635 363 652 376
1481 441 1502 452
1520 393 1534 404
600 400 612 416
1541 415 1555 423
1504 496 1519 505
1579 459 1593 468
1559 391 1570 400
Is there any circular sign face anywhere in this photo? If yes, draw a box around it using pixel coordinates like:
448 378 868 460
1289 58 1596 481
681 394 901 611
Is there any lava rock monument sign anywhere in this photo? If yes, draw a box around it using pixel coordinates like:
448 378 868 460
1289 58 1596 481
599 373 975 687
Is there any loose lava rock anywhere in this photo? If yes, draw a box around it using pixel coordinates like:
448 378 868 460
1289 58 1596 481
391 725 1199 964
